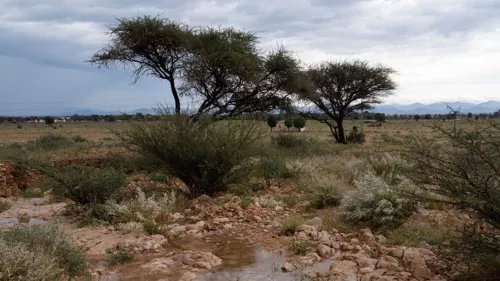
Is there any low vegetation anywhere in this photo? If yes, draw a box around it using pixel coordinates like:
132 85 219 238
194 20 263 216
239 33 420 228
282 216 305 236
0 200 10 213
291 239 310 256
106 245 135 265
407 120 500 276
108 187 176 233
120 114 265 197
342 174 420 230
0 225 89 280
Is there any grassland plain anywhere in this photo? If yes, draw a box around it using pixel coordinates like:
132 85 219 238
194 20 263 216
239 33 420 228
0 118 498 281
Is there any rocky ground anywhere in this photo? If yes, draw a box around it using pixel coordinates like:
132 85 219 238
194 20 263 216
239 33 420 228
1 160 468 281
0 191 464 281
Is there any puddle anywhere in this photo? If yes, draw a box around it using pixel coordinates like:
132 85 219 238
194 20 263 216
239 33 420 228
0 217 47 229
96 235 335 281
0 218 18 228
196 249 335 281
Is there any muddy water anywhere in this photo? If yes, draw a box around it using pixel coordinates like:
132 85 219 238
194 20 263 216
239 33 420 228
97 235 334 281
95 235 259 281
0 217 47 229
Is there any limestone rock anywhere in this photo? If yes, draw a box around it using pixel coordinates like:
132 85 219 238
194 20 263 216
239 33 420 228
305 217 323 232
317 244 334 258
281 262 295 272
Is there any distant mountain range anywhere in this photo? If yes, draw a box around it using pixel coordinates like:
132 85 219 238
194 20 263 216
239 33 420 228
372 101 500 114
44 100 500 116
52 107 159 116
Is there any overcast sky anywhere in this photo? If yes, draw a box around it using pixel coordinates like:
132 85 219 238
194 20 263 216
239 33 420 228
1 0 500 115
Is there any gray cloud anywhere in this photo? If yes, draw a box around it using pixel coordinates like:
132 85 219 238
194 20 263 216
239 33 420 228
1 0 500 115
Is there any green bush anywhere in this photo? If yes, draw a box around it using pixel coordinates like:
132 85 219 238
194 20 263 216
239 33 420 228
257 156 292 187
69 203 123 227
267 115 277 131
71 135 88 143
106 245 135 264
0 240 65 281
284 118 293 130
281 216 304 236
407 121 500 275
142 219 164 235
293 116 306 130
50 166 126 205
107 187 176 228
281 195 299 208
0 201 10 213
32 134 73 150
307 183 343 209
346 130 365 144
0 225 89 279
291 240 310 256
120 114 265 197
21 188 44 198
272 134 307 148
341 174 420 230
239 195 253 209
150 172 170 183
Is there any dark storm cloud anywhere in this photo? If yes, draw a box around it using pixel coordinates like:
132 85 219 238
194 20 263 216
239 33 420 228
1 0 500 115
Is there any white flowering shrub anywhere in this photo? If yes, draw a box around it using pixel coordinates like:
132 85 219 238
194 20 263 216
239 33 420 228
344 153 413 185
368 153 413 185
254 195 284 208
344 157 373 184
0 240 65 281
341 173 420 229
108 187 176 224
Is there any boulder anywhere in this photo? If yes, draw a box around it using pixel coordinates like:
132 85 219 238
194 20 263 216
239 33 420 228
317 244 334 258
281 262 295 272
305 217 323 232
360 228 376 244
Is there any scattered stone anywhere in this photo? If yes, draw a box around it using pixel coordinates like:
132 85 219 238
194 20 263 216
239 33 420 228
360 228 376 244
169 225 187 236
356 257 377 268
281 262 295 272
375 234 388 244
449 272 461 281
317 244 334 258
171 212 184 221
179 272 197 281
142 250 222 272
418 241 432 249
305 217 323 231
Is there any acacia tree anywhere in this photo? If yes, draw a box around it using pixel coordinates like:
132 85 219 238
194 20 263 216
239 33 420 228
267 115 277 131
88 16 194 114
88 16 301 118
181 27 302 119
299 60 396 144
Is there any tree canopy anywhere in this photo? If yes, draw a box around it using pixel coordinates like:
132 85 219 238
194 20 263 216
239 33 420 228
299 60 396 143
88 15 302 119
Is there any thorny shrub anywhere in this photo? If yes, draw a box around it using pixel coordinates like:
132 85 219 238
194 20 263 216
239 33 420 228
341 173 420 230
120 114 265 197
0 225 89 280
306 177 344 209
257 156 293 187
406 120 500 275
108 187 176 233
49 165 127 205
0 239 65 281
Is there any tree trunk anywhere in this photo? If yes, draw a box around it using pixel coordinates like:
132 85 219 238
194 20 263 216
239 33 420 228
337 120 347 144
169 79 181 115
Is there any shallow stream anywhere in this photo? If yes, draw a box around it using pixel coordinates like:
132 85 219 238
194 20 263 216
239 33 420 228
96 235 333 281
